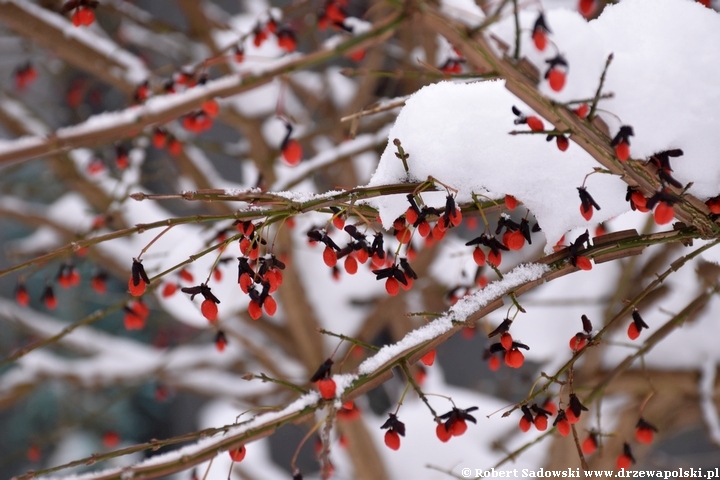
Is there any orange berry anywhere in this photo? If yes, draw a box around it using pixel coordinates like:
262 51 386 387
417 220 431 237
450 418 467 436
504 195 517 210
556 135 569 151
503 230 525 251
500 332 513 350
556 418 570 437
473 247 486 266
488 250 502 266
532 31 546 51
582 435 597 455
128 277 147 297
344 255 358 275
201 99 219 117
627 322 640 340
504 349 524 368
519 416 532 433
431 222 446 240
333 215 345 230
488 355 501 371
569 334 587 351
406 207 418 225
616 454 632 470
636 426 654 444
534 415 548 431
574 104 589 118
579 0 595 17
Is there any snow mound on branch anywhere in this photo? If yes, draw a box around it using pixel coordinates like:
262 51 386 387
368 80 628 253
369 0 720 254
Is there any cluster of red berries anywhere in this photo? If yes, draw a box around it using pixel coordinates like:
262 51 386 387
484 320 530 370
249 16 298 53
124 298 149 330
583 418 657 469
16 262 108 310
435 406 478 442
14 63 38 90
518 404 552 432
63 0 97 26
180 99 219 134
150 128 183 156
318 0 349 31
551 394 589 436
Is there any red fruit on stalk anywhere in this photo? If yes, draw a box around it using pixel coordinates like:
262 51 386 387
277 29 297 53
248 300 262 320
473 247 486 266
519 415 532 433
556 418 570 437
504 348 524 368
436 423 452 442
282 139 302 166
349 49 366 62
323 246 337 267
532 30 547 51
449 418 467 436
503 230 525 251
654 202 675 225
128 277 146 296
488 249 502 266
526 116 544 132
228 445 246 462
215 331 227 352
27 445 40 462
488 355 501 371
344 255 358 274
72 7 95 27
500 332 513 351
406 207 418 225
556 135 569 151
432 222 446 240
706 197 720 214
384 430 400 450
179 268 194 283
385 277 400 296
102 431 120 448
582 434 598 455
569 334 588 351
580 203 594 221
635 423 655 444
317 378 336 399
534 414 548 431
333 215 345 230
505 195 518 210
264 295 277 316
615 141 630 161
201 299 218 322
547 69 566 92
201 99 219 117
574 104 589 118
152 129 167 148
418 220 431 237
420 349 436 366
15 283 29 306
579 0 595 17
574 255 592 271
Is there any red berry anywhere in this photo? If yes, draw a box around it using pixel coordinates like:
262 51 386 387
248 300 262 320
449 208 462 227
488 355 501 371
417 220 431 237
556 135 569 152
706 197 720 214
431 222 446 240
556 418 570 437
488 250 502 266
519 416 532 433
168 139 182 155
264 295 277 316
450 418 467 436
152 129 166 148
317 378 336 399
162 283 177 298
473 247 486 266
277 30 297 53
357 248 369 264
547 69 566 92
654 202 675 225
532 31 547 51
579 0 595 17
229 445 246 462
333 215 345 230
436 423 452 442
543 400 558 416
323 246 337 267
282 139 302 166
500 332 513 351
526 116 544 132
27 445 41 462
569 334 587 351
385 277 400 296
615 141 630 161
349 49 366 61
574 104 589 118
344 255 358 275
575 255 592 271
582 435 597 455
616 454 632 470
627 322 641 340
504 195 517 210
15 284 29 306
566 408 579 425
636 426 654 444
580 203 593 221
503 230 525 251
239 273 253 294
420 349 436 366
406 207 418 225
128 277 147 297
201 99 219 117
534 415 548 431
102 431 120 448
505 349 524 368
179 268 194 283
384 430 401 450
201 299 218 322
